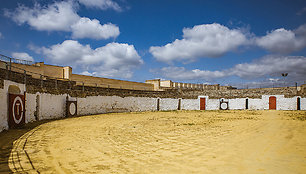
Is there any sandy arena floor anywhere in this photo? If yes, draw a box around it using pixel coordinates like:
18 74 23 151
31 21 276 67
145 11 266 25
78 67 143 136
1 110 306 173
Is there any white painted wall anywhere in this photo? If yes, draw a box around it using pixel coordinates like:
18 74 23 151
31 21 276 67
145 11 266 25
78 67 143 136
0 87 7 131
248 98 264 110
206 99 219 110
0 80 26 131
278 96 297 110
25 93 36 123
39 93 67 120
229 98 246 110
160 98 179 111
181 99 198 110
1 79 306 133
77 96 157 115
301 98 306 110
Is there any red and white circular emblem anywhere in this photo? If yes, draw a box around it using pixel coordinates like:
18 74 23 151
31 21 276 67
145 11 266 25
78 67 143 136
12 96 24 124
69 102 76 115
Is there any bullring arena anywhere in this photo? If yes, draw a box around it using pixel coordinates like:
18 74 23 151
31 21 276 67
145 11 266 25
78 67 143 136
1 111 306 173
0 57 306 173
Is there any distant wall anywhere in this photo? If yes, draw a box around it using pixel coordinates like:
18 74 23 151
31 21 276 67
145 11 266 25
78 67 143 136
71 74 154 91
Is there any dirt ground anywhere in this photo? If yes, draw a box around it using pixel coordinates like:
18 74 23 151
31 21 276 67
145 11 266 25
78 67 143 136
1 110 306 174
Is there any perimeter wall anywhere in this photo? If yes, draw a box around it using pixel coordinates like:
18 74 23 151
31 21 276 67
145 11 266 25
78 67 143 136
0 70 305 132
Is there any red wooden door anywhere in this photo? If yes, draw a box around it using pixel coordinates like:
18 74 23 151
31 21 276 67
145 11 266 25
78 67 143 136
200 98 206 110
269 96 276 110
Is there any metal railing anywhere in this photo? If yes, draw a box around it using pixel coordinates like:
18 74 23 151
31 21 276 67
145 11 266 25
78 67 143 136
0 58 152 91
227 80 305 89
0 54 36 66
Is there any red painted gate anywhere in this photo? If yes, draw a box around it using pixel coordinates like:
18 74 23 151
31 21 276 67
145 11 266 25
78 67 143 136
269 96 276 110
200 98 206 110
8 94 25 128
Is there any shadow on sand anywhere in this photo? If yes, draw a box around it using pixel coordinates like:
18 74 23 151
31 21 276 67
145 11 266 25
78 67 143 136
0 120 51 173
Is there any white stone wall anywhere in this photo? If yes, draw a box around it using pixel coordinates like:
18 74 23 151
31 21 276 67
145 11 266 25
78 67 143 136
277 96 297 110
229 98 246 110
160 98 179 111
39 93 67 120
248 98 264 110
1 79 306 133
206 99 219 110
301 98 306 110
25 93 36 123
0 87 7 131
0 80 26 131
77 96 157 115
181 99 198 110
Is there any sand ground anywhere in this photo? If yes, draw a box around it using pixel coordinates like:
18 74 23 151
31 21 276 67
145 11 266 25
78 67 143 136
1 110 306 174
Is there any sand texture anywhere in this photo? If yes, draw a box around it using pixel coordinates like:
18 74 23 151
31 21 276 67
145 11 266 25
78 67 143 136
1 110 306 173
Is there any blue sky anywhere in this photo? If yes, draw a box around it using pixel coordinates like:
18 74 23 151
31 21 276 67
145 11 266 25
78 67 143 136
0 0 306 87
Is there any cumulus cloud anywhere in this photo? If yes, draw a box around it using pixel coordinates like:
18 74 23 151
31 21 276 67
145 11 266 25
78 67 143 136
78 0 121 11
159 67 226 81
150 23 248 63
11 52 34 61
296 7 306 16
5 1 120 40
5 1 79 31
71 17 119 39
256 24 306 54
42 40 143 78
159 55 306 82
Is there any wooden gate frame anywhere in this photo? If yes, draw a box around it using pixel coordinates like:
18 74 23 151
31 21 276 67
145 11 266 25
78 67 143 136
8 93 26 128
66 100 77 117
220 98 229 110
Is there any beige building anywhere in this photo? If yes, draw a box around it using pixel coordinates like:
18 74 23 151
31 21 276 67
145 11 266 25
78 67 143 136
0 61 154 91
146 79 233 91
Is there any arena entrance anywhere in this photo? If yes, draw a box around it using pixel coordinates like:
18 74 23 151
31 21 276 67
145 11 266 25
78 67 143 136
269 96 276 110
8 93 25 128
200 98 206 110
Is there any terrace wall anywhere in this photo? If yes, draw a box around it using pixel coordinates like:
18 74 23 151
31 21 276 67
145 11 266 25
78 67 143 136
0 69 305 133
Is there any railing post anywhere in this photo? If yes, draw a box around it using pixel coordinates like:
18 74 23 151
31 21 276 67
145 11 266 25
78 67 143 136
9 58 12 71
82 82 85 92
5 63 9 79
40 75 43 88
24 70 27 85
55 78 57 89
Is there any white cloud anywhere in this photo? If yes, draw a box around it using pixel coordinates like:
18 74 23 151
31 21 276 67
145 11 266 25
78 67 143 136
42 40 143 78
11 52 34 61
71 17 119 39
0 32 2 38
297 7 306 16
5 1 80 31
78 0 121 11
159 67 227 81
42 40 92 63
150 23 248 63
256 25 306 54
5 1 120 40
159 55 306 82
